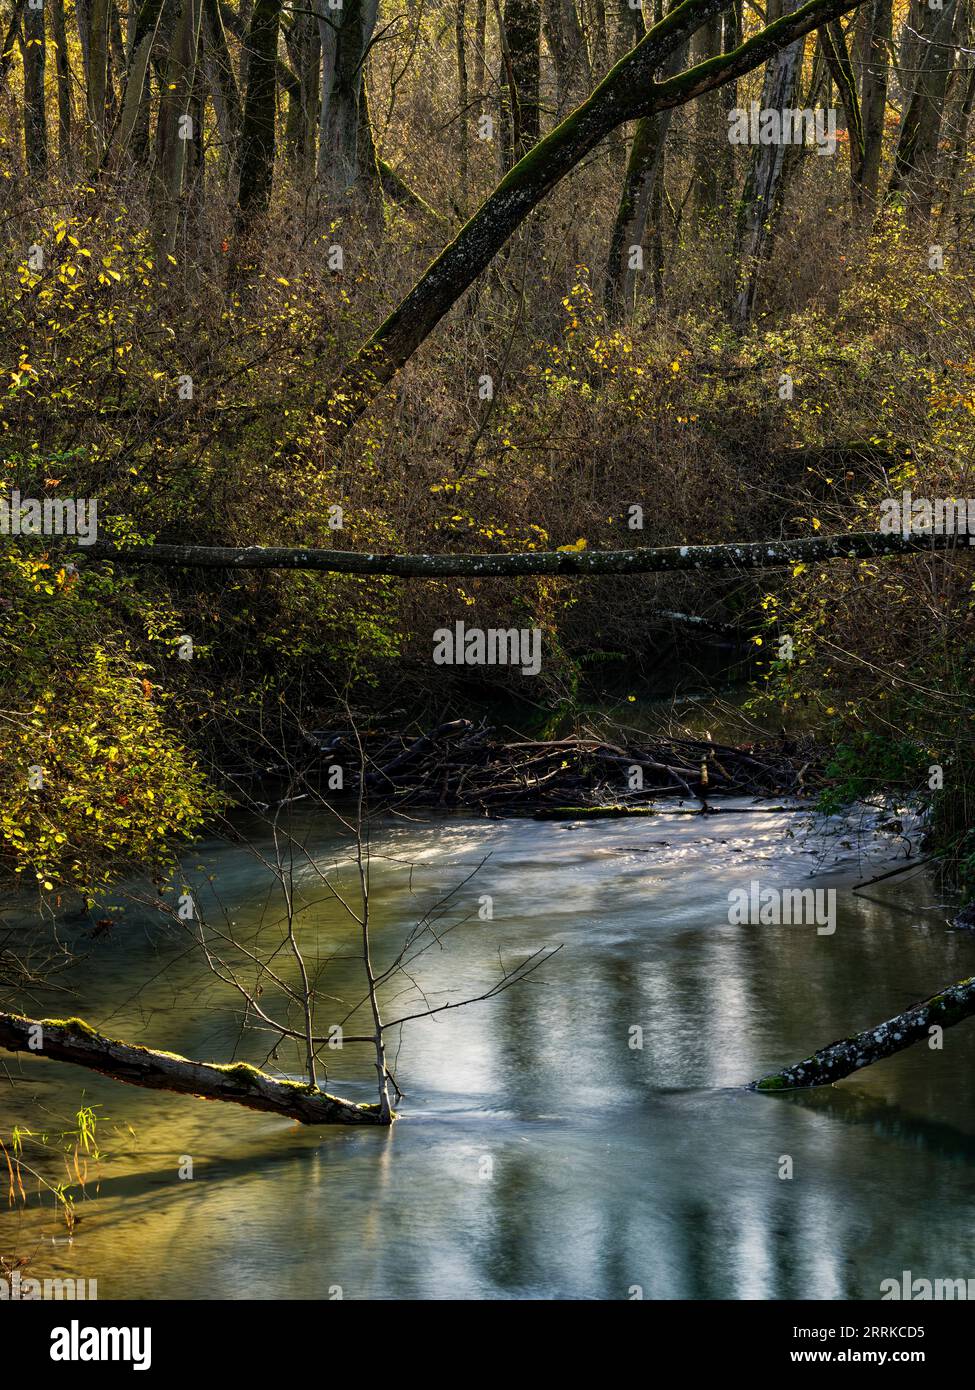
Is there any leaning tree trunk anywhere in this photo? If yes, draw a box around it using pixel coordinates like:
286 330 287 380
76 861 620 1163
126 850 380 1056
236 0 282 227
0 1012 387 1124
108 0 166 168
0 0 27 88
885 0 958 222
820 18 865 208
318 0 871 440
730 0 805 333
22 0 48 174
753 974 975 1089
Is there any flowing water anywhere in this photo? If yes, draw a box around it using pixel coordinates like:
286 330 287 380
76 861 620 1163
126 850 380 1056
3 804 975 1300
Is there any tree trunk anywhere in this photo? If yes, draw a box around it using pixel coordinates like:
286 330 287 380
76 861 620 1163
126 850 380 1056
0 1012 387 1124
820 18 865 207
886 0 957 221
22 0 47 174
108 0 166 168
691 12 725 215
82 0 111 162
50 0 72 164
74 528 968 576
319 0 869 440
457 0 469 200
157 0 204 252
753 974 975 1090
501 0 541 164
203 0 242 182
316 0 379 196
730 0 806 332
858 0 890 206
543 0 586 115
0 0 27 89
237 0 282 225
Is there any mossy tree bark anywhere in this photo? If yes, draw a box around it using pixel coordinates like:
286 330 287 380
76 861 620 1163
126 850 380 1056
0 1012 387 1124
753 976 975 1090
319 0 869 441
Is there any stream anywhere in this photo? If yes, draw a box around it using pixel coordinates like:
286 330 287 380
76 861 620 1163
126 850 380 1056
4 802 975 1300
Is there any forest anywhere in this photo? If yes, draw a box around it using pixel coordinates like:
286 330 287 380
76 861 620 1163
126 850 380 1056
1 0 975 1309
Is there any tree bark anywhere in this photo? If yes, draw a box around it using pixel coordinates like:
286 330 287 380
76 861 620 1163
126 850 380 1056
237 0 282 225
72 529 968 576
730 0 805 332
820 17 865 207
156 0 204 253
50 0 72 164
753 975 975 1090
319 0 869 440
858 0 889 206
107 0 166 169
0 1013 386 1123
316 0 379 196
82 0 111 162
22 0 47 174
604 14 687 320
690 11 725 214
203 0 242 180
886 0 957 221
501 0 541 164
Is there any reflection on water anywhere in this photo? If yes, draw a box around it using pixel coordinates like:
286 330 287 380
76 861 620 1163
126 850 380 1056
3 805 974 1300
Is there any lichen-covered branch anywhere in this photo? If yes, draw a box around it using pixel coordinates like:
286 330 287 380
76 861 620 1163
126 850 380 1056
74 529 967 577
0 1012 386 1124
752 976 975 1090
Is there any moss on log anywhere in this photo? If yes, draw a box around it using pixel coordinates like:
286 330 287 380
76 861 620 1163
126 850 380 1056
752 975 975 1090
0 1012 387 1124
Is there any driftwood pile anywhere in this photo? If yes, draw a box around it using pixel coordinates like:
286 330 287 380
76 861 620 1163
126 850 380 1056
298 719 817 814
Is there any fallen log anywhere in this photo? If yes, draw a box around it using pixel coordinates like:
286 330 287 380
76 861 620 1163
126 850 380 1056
751 975 975 1090
69 529 967 577
0 1013 386 1124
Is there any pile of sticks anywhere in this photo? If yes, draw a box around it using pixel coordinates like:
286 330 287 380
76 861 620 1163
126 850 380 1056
298 720 817 814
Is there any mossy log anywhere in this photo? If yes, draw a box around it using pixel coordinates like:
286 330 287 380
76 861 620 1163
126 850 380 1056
72 529 966 577
752 975 975 1090
0 1012 386 1124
